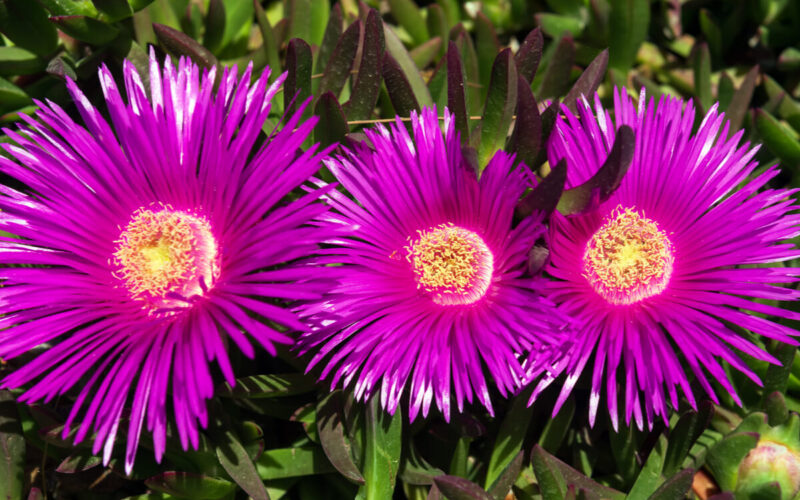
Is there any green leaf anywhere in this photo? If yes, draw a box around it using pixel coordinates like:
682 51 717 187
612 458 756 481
647 468 695 500
203 0 225 53
453 29 480 116
309 0 330 46
449 436 470 478
778 47 800 72
314 91 349 148
252 0 281 82
764 391 789 427
383 24 432 108
487 450 524 500
319 20 360 98
425 4 448 58
382 52 420 116
514 28 543 83
56 454 102 474
705 432 760 491
409 37 442 69
433 475 493 500
288 0 311 42
344 9 385 121
212 426 269 500
285 38 313 119
754 108 800 168
49 15 119 44
531 445 625 500
219 0 252 50
724 65 758 134
317 391 364 484
538 397 575 453
0 391 24 500
698 9 722 64
356 397 402 500
760 342 796 409
145 472 236 500
627 435 668 498
557 125 634 214
608 0 649 72
478 48 517 170
538 35 574 100
387 0 428 46
256 446 335 479
663 402 714 476
484 393 533 489
216 373 316 399
315 3 343 75
39 0 98 16
0 0 58 57
563 49 608 114
128 0 154 12
536 13 584 39
474 12 499 100
92 0 133 22
0 47 44 76
691 42 712 113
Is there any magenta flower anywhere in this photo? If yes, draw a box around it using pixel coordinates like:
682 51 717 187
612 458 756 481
298 107 568 421
533 88 800 430
0 51 331 473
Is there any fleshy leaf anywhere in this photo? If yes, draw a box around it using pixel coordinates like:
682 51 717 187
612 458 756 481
50 15 119 44
692 42 712 113
531 445 625 500
0 391 24 500
487 450 524 500
383 52 420 116
663 402 714 476
538 397 575 453
344 8 385 121
256 446 335 479
285 38 313 118
203 0 225 53
507 75 542 169
557 125 634 214
383 23 433 107
387 0 428 46
447 40 469 138
355 397 402 500
253 0 281 82
484 393 533 489
315 91 349 148
92 0 133 22
562 49 608 114
144 472 236 500
317 391 365 484
0 47 44 76
315 3 343 74
434 475 493 500
319 19 360 98
212 426 269 500
475 12 500 100
515 27 543 83
754 108 800 168
538 35 574 100
0 0 58 57
216 374 316 399
648 468 696 500
724 65 758 134
608 0 649 71
153 23 217 69
477 48 517 170
706 432 760 491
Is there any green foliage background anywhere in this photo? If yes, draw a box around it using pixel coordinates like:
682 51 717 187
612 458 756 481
1 0 800 499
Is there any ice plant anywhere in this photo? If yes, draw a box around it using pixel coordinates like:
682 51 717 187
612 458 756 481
533 88 800 429
0 51 331 473
298 107 568 421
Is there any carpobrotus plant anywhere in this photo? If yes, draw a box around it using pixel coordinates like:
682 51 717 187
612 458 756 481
533 88 800 430
0 51 331 473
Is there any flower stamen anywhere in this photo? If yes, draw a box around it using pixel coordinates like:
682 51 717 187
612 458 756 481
113 205 220 313
583 206 673 305
405 224 493 305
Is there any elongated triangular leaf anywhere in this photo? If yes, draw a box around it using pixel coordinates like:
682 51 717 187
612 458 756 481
145 472 236 500
285 38 313 118
478 48 517 170
515 28 543 83
154 23 217 69
345 9 385 121
434 475 493 500
356 397 402 499
317 391 365 484
447 40 469 138
319 20 361 98
383 52 420 116
216 373 316 399
507 75 542 169
0 391 24 500
315 91 349 148
562 49 608 114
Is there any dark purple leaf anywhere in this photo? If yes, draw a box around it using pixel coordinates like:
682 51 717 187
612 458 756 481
317 391 365 485
538 35 574 100
557 125 634 215
383 52 420 116
285 38 313 118
153 23 217 69
487 450 524 500
433 475 493 500
316 3 343 73
563 49 608 114
515 27 543 83
344 8 384 121
319 20 361 98
315 91 349 147
507 75 542 168
517 159 567 217
447 41 469 139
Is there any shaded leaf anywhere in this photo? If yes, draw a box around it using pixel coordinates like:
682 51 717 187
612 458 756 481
691 42 712 113
314 91 349 148
754 108 800 168
507 75 542 169
724 65 758 134
487 450 524 500
288 0 311 42
648 469 695 500
387 0 428 46
345 8 385 121
0 0 58 57
400 442 444 486
93 0 133 22
256 446 335 480
627 435 667 498
484 393 533 489
153 23 217 69
0 391 24 500
538 397 575 453
608 0 649 71
216 373 316 399
663 402 714 477
478 48 517 170
50 15 119 44
319 20 361 98
253 0 281 82
212 427 268 500
317 391 364 484
538 35 574 100
0 77 31 114
383 52 420 116
203 0 225 52
315 3 343 74
764 391 790 427
475 12 500 99
515 27 543 83
56 454 102 473
531 445 625 500
145 472 236 500
434 475 493 500
706 432 760 491
285 38 313 118
0 47 44 76
562 49 608 114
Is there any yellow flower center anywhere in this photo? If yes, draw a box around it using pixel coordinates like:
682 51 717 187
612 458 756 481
113 206 220 313
405 224 493 305
583 206 673 305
